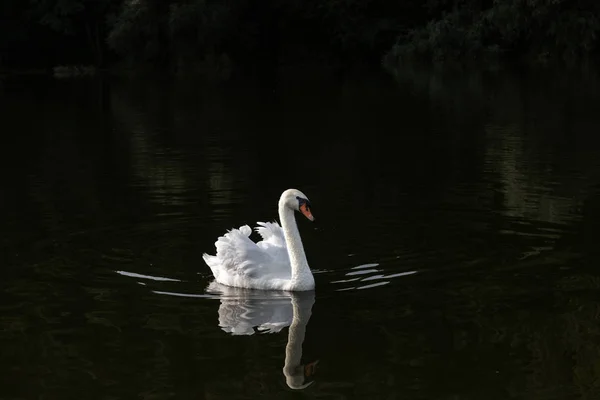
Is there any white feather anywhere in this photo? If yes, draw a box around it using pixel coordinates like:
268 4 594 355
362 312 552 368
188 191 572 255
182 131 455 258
202 189 316 291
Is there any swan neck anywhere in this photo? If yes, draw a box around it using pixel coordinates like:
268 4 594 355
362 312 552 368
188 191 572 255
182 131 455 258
279 204 312 287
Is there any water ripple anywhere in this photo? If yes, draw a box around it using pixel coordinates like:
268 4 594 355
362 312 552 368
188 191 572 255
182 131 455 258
330 262 418 291
115 270 182 282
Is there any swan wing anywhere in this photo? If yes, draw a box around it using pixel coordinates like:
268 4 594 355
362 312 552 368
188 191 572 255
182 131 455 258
255 221 290 270
255 221 286 248
203 224 290 287
203 225 268 279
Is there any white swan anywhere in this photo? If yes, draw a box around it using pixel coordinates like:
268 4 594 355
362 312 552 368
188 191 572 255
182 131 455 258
207 281 319 389
203 188 316 291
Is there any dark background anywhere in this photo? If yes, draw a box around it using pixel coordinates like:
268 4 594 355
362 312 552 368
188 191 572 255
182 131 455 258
2 0 599 73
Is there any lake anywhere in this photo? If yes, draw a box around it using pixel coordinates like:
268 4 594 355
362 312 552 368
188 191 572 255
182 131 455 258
2 63 600 399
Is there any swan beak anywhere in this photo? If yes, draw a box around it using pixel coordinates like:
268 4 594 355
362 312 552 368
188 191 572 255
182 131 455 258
304 360 319 377
299 204 314 221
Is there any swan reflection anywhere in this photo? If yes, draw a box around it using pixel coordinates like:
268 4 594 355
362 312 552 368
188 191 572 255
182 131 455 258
206 281 318 389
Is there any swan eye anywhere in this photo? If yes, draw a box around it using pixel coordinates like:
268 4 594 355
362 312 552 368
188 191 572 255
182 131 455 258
296 196 311 209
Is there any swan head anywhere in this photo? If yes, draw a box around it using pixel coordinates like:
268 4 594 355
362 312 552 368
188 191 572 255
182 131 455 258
279 189 314 222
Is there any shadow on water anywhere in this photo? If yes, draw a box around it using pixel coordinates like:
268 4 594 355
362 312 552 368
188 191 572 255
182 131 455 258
1 63 600 398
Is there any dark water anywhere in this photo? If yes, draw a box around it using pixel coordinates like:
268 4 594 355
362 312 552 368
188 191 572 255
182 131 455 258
2 64 600 399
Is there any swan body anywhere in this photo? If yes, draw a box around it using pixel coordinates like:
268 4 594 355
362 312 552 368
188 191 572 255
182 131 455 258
203 189 316 291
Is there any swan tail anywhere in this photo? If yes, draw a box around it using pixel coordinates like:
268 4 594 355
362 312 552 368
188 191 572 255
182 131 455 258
202 253 220 277
202 252 219 266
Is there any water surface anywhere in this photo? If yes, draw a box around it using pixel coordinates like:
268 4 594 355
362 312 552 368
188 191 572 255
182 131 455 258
2 65 600 399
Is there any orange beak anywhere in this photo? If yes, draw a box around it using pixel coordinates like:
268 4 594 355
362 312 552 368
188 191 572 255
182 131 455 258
299 204 314 221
